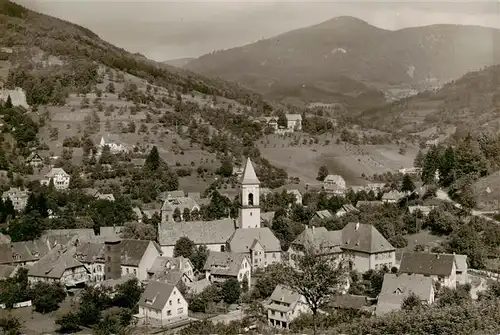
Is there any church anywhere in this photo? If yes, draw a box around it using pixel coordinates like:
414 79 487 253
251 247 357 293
158 158 281 268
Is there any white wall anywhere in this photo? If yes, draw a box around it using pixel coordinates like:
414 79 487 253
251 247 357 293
161 243 225 257
137 242 162 281
137 286 188 326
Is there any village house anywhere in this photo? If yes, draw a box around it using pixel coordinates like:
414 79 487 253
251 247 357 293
0 233 11 244
1 187 29 212
366 183 386 192
98 134 128 154
27 244 90 287
25 152 44 168
75 239 162 282
160 196 200 222
381 190 405 203
260 211 276 226
398 252 459 289
227 228 282 269
330 294 370 312
408 205 435 216
309 210 333 225
336 204 360 218
267 284 310 329
262 116 279 130
135 281 188 327
323 174 347 194
203 251 251 288
287 189 303 205
376 273 434 316
356 201 384 208
341 222 396 273
40 167 70 190
0 235 76 267
147 256 194 284
398 167 422 175
289 226 343 267
285 114 302 131
0 264 19 280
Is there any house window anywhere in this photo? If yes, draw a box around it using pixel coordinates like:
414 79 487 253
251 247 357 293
126 268 129 274
248 193 254 206
177 299 180 304
167 310 171 316
220 245 225 252
169 300 172 306
177 308 183 314
273 253 276 259
97 265 101 272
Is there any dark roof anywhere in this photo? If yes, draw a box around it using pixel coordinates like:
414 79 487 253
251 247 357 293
376 273 434 316
118 240 162 266
330 294 368 310
75 242 105 263
228 228 281 253
0 264 17 279
399 252 455 277
138 281 177 311
340 222 395 254
158 219 236 246
28 245 87 279
203 251 247 277
0 236 73 265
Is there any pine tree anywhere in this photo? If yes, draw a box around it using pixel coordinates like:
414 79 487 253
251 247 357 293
145 146 160 171
401 174 416 193
5 95 12 108
439 146 457 187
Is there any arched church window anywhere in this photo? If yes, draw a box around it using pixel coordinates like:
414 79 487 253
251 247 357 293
248 193 254 206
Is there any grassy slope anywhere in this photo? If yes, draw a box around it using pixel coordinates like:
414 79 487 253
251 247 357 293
361 65 500 133
0 0 268 108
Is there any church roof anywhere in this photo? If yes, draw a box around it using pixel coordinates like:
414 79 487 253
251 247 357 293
241 158 260 185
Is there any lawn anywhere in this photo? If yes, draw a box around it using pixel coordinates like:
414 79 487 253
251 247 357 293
258 133 418 186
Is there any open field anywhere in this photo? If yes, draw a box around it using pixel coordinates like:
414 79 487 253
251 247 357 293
258 133 418 186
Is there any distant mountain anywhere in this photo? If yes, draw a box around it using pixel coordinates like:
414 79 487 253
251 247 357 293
359 64 500 133
185 16 500 107
163 57 196 68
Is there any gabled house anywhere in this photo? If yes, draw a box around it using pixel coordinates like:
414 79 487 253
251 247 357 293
376 273 434 316
323 174 347 194
285 114 302 131
408 205 435 216
287 189 302 205
158 218 236 257
289 227 343 266
160 196 200 222
227 228 281 269
336 204 360 218
356 200 384 208
40 167 70 190
136 281 188 327
25 152 44 168
340 222 396 273
99 134 128 154
1 187 29 212
382 190 405 203
267 285 310 329
28 244 89 287
203 251 251 288
399 252 457 289
75 239 162 282
147 256 194 284
309 210 333 225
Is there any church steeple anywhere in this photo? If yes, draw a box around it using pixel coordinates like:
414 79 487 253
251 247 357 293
241 157 260 185
239 157 261 229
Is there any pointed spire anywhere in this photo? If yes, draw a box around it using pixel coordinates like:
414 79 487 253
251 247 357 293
241 157 260 185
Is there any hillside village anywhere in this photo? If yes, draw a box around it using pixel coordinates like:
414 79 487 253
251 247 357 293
1 1 500 335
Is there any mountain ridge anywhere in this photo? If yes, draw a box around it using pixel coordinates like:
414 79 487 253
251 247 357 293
185 16 500 107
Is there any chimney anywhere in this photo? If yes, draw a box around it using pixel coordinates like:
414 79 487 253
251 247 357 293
355 222 360 231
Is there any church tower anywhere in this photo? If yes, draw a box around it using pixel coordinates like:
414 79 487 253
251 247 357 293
239 157 261 229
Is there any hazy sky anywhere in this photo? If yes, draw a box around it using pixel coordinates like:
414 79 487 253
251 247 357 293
15 1 500 61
